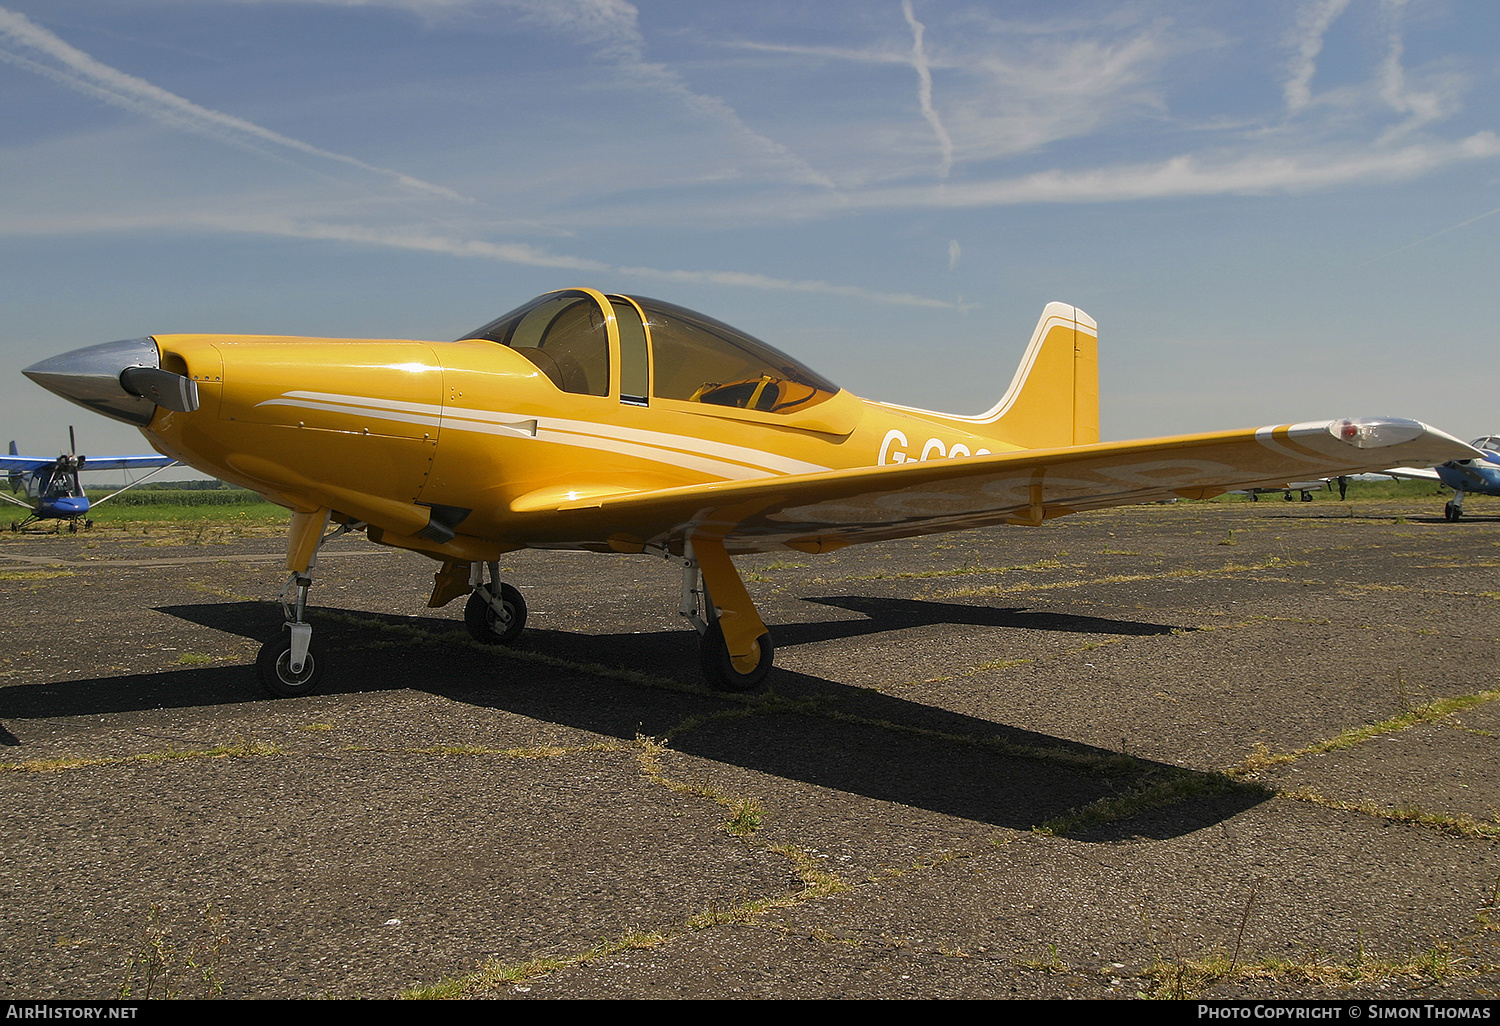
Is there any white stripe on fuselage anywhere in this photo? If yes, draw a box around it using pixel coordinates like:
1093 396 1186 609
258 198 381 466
256 391 831 480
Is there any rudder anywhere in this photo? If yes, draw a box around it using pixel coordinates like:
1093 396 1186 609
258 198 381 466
978 302 1097 449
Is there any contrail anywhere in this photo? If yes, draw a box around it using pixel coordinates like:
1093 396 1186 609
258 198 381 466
0 6 470 202
1283 0 1351 112
902 0 953 180
513 0 835 189
1358 203 1500 267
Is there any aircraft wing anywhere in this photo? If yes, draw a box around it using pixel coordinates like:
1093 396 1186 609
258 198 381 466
74 455 178 472
1386 466 1444 482
513 417 1480 554
0 454 176 473
0 456 57 473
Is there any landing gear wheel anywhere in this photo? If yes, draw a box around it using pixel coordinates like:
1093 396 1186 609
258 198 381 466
465 583 527 645
699 621 774 692
256 633 326 698
1445 501 1462 522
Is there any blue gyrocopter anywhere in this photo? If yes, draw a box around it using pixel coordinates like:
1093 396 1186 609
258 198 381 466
2 429 176 531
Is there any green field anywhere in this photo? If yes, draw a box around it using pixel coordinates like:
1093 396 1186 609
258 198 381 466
2 485 290 539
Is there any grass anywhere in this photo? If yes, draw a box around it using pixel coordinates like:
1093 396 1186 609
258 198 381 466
0 741 280 773
1139 943 1476 999
1016 944 1070 974
1035 769 1271 838
633 734 766 836
942 555 1303 599
57 487 288 535
1230 687 1500 778
400 929 670 999
401 841 850 999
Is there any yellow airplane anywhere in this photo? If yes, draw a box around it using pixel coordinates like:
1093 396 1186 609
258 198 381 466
23 288 1478 696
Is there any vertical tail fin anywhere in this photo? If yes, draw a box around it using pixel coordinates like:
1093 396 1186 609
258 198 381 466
978 303 1097 449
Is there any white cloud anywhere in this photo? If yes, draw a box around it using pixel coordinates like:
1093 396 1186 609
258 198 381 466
0 5 471 202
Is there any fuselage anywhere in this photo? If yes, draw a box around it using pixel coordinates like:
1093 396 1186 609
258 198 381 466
1436 452 1500 495
29 462 89 520
142 331 1026 560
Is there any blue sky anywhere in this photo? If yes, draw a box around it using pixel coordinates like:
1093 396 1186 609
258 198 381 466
3 0 1497 466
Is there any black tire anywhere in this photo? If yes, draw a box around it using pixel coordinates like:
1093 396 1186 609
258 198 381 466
699 621 774 692
256 632 326 698
464 583 527 644
1445 502 1461 522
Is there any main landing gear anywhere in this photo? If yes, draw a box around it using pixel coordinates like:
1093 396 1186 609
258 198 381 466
447 534 775 693
675 536 775 692
1444 489 1466 522
463 562 528 645
252 514 774 698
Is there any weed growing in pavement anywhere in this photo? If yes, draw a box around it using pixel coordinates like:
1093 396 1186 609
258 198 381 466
1230 688 1500 779
632 733 767 837
117 904 229 1000
1017 943 1069 974
1138 941 1479 999
1 741 279 774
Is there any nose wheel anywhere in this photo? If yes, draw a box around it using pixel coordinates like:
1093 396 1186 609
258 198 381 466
256 629 326 698
255 510 340 699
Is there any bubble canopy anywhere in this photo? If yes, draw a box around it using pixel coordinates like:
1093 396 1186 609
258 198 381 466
459 291 840 414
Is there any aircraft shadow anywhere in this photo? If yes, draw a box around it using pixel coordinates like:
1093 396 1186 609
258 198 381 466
778 595 1181 647
0 600 1260 840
